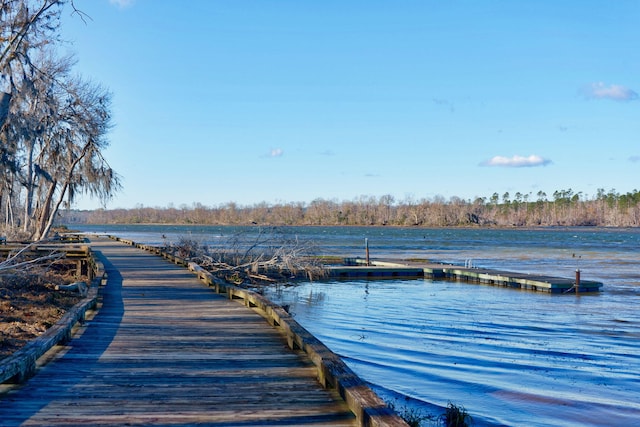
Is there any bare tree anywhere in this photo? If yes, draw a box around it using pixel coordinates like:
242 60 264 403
0 1 120 239
0 1 70 127
65 188 640 229
30 72 120 240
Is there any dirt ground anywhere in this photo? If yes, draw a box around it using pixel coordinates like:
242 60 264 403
0 272 83 360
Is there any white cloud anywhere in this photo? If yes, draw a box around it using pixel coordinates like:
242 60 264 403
583 82 639 101
109 0 135 8
481 154 552 168
266 148 283 158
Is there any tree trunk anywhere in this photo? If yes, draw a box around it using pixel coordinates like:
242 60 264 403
39 180 69 240
22 142 35 233
33 179 57 240
34 140 93 240
0 91 11 128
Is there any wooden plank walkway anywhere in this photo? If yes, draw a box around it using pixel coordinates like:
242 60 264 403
0 237 357 426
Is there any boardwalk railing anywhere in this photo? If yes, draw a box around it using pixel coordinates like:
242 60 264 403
112 236 406 427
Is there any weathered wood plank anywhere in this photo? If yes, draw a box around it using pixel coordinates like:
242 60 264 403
0 238 365 426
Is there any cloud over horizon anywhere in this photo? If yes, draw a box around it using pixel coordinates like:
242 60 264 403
265 148 283 158
481 154 552 168
583 82 639 101
109 0 135 8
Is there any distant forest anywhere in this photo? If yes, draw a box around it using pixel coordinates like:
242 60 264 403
61 188 640 228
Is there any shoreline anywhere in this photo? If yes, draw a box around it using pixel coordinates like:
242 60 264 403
68 223 638 232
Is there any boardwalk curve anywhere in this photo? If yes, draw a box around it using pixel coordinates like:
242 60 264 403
0 238 362 426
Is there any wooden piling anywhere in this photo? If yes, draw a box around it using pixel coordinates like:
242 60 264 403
365 238 370 266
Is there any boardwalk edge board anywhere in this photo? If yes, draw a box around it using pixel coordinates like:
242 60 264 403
111 235 408 427
0 249 106 385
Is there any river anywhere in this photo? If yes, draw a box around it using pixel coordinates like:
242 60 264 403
74 225 640 426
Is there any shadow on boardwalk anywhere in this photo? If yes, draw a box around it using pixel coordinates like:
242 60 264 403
0 238 356 426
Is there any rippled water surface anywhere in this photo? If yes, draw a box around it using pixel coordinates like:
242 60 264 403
77 225 640 426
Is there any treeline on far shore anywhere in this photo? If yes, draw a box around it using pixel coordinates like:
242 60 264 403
61 188 640 228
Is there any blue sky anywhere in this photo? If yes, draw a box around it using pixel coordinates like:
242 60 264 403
61 0 639 209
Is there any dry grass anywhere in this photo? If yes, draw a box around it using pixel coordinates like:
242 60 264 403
0 271 84 360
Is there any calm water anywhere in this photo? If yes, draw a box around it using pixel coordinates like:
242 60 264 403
76 225 640 426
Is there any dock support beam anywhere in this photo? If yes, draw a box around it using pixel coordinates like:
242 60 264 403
364 238 370 266
575 269 581 294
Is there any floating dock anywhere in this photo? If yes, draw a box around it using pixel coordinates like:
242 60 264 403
327 258 603 294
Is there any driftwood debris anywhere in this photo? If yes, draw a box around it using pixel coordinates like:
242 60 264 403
0 240 65 273
170 227 327 286
55 281 88 297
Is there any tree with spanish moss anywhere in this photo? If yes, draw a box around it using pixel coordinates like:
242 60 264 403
0 1 120 239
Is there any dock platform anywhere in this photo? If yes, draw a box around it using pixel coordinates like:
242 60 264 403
328 258 603 293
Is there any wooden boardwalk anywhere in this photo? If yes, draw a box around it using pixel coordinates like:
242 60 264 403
0 238 358 426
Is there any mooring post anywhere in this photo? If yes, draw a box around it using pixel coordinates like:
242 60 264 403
575 269 581 294
365 238 370 266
